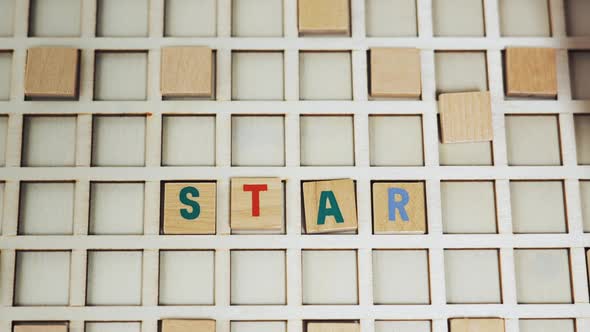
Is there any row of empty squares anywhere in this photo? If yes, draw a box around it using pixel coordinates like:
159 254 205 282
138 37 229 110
13 249 574 306
5 114 590 167
1 0 589 37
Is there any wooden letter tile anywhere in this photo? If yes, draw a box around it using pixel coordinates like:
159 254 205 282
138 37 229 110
505 47 557 98
298 0 350 35
449 318 505 332
25 47 79 98
162 320 216 332
370 48 422 98
14 324 68 332
372 182 426 234
161 46 214 98
163 182 216 234
439 91 493 143
308 323 359 332
230 177 283 231
303 179 357 233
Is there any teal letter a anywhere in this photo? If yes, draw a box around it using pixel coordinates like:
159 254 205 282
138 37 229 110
317 190 344 225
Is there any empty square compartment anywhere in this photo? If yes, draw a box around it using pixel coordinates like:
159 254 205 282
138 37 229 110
432 0 485 37
86 322 142 332
519 319 575 332
300 115 354 166
365 0 417 37
94 52 148 101
87 250 143 305
0 116 8 166
29 0 81 37
435 51 488 96
444 249 502 303
232 0 283 37
514 249 572 303
299 52 352 100
96 0 149 37
372 250 430 304
510 181 566 233
92 116 146 166
439 141 493 166
302 250 358 304
232 115 285 166
576 115 590 165
375 321 431 332
0 183 4 233
499 0 551 37
566 0 590 36
441 181 497 234
232 52 284 100
581 181 590 232
19 182 74 235
159 250 215 305
22 116 76 167
15 251 70 306
369 115 424 166
570 51 590 100
231 321 286 332
505 115 561 166
230 250 286 305
164 0 217 37
0 52 11 100
89 182 144 235
0 0 14 36
162 115 216 166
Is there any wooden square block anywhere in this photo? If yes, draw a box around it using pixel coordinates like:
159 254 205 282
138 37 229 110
14 324 68 332
298 0 350 35
372 182 426 234
25 47 79 98
303 179 357 233
163 182 216 234
307 323 359 332
370 48 422 98
439 91 493 143
505 47 557 98
161 46 214 98
162 320 215 332
230 177 283 230
449 318 504 332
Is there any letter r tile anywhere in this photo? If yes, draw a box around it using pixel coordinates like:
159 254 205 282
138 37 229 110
303 179 358 234
372 182 426 234
163 182 216 234
230 177 283 231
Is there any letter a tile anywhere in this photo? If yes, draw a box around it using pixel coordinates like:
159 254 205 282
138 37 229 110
303 179 357 233
161 320 216 332
163 182 216 234
230 177 283 231
372 182 426 234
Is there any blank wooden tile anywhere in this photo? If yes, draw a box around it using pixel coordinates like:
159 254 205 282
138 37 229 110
299 52 352 100
14 325 68 332
300 115 354 166
231 321 286 332
303 179 357 234
19 182 74 235
570 51 590 99
232 52 284 100
230 250 286 304
87 251 142 305
499 0 550 36
164 0 216 37
22 116 76 167
505 115 561 166
439 141 493 165
435 52 488 95
514 249 572 303
581 181 590 232
231 177 283 231
575 115 590 164
15 251 70 306
232 115 285 166
375 321 431 332
441 181 497 234
370 48 421 99
162 115 216 166
163 182 216 234
432 0 485 36
159 250 215 305
505 48 557 98
97 0 148 37
86 322 141 332
232 0 283 36
162 320 215 332
444 249 501 303
369 116 424 166
0 52 11 100
519 319 575 332
365 0 417 37
510 181 566 233
308 323 359 332
0 0 14 36
566 0 590 36
94 52 147 101
89 182 144 235
161 47 214 98
298 0 350 35
25 47 79 98
302 250 358 304
29 0 80 36
439 91 492 143
372 182 426 234
372 250 430 304
92 116 146 166
449 318 504 332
